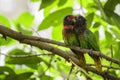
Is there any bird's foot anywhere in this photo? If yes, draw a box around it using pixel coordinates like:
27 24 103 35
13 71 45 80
88 49 93 56
89 49 93 55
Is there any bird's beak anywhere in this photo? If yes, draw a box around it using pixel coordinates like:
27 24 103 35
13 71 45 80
72 18 76 23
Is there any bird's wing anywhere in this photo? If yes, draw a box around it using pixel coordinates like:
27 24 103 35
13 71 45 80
85 29 100 51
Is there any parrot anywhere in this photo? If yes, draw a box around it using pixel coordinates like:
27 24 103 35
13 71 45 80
74 15 102 72
62 15 86 66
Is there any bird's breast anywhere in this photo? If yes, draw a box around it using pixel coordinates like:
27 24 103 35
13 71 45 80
62 29 79 46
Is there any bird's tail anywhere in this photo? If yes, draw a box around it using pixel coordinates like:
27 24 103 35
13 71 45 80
94 57 102 72
78 53 86 67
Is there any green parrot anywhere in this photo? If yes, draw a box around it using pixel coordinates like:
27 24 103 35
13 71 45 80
62 15 86 66
74 15 102 71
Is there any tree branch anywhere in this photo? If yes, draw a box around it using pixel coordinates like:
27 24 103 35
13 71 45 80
88 64 120 70
0 24 120 79
0 25 120 65
0 53 53 58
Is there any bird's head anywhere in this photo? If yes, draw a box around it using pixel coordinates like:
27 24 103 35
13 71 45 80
63 15 75 29
75 15 86 28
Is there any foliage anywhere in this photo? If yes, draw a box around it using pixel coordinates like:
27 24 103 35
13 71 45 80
0 0 120 80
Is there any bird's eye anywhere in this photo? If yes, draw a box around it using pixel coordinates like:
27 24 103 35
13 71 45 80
77 16 86 22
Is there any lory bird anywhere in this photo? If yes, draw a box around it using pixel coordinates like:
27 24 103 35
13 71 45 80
62 15 86 66
74 15 102 71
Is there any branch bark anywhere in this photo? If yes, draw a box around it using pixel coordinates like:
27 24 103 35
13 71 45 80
0 25 120 80
0 25 120 65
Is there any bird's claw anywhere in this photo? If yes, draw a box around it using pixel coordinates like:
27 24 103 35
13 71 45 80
89 49 93 55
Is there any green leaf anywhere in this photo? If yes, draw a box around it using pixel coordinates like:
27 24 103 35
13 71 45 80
5 75 17 80
5 49 42 64
114 42 120 60
92 22 100 28
30 0 40 2
104 0 120 11
94 14 107 27
104 31 115 47
17 72 33 80
0 14 11 27
77 0 94 8
0 66 16 75
94 31 99 42
103 8 120 29
38 7 73 30
52 24 62 41
44 3 56 16
16 12 34 28
0 75 5 80
57 0 67 7
110 26 120 39
94 0 109 22
43 0 58 16
38 66 44 73
27 64 38 70
111 12 120 29
0 37 14 45
0 66 17 80
15 24 32 35
86 12 94 28
105 31 113 41
39 0 56 10
40 75 53 80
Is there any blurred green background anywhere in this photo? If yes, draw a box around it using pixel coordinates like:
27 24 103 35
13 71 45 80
0 0 120 80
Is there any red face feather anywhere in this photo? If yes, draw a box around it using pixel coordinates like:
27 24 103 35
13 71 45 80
63 15 75 29
64 25 73 29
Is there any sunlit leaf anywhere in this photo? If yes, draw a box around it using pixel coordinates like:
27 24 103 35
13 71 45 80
15 24 32 35
92 22 100 28
38 66 44 73
30 0 40 2
104 31 116 47
114 42 120 60
39 0 56 10
0 37 14 45
105 31 113 41
94 0 110 23
38 7 73 30
94 14 107 27
0 14 11 27
110 27 120 39
86 12 94 28
5 49 42 64
77 0 94 8
52 24 62 41
16 12 34 28
43 0 58 16
40 75 53 80
57 0 67 7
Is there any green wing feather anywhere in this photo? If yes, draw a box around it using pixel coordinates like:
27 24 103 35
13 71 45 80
63 32 79 46
85 29 102 71
85 29 100 51
62 29 86 66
